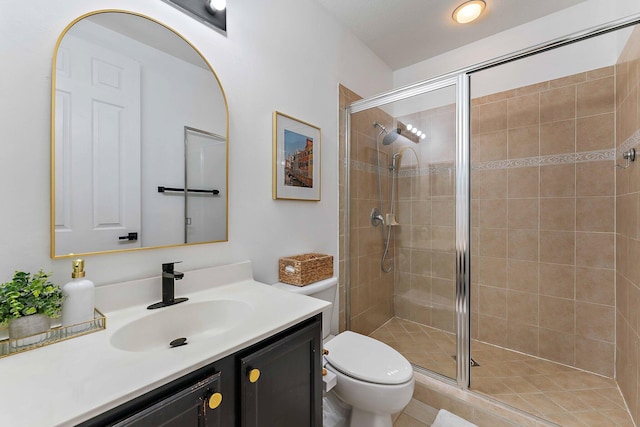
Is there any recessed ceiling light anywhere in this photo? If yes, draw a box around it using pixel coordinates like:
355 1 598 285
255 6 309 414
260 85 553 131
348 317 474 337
452 0 486 24
206 0 227 13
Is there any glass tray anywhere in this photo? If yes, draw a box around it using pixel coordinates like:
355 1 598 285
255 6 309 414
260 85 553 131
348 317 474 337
0 309 106 358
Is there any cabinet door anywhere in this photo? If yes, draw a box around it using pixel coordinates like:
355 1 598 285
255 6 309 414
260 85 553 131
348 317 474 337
113 372 223 427
239 318 322 427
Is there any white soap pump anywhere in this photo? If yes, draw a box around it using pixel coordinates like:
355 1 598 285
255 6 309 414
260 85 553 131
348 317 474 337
61 259 95 332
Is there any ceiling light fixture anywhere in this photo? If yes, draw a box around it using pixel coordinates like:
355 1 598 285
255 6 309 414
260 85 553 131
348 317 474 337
164 0 227 33
206 0 226 13
452 0 486 24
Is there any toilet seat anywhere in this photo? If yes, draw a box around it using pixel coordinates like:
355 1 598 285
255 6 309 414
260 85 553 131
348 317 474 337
324 331 413 385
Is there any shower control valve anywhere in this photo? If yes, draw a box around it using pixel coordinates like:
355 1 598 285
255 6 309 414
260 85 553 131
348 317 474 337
370 207 384 227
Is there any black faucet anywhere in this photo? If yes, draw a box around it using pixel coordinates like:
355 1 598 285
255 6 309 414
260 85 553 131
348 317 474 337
147 262 189 309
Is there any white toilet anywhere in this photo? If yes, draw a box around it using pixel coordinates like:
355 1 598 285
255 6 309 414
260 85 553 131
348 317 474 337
273 277 414 427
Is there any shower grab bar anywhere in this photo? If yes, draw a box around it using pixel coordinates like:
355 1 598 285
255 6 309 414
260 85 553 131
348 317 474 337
158 186 220 195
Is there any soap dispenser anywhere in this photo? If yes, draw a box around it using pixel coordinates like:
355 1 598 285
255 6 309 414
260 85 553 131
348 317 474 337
61 259 95 333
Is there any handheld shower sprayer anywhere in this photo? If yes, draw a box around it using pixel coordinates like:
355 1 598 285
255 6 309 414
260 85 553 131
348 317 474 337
370 121 422 273
390 152 402 171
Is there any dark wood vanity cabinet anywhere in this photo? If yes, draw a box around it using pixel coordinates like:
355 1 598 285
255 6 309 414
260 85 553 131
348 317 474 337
79 355 235 427
79 314 321 427
112 372 225 427
239 316 323 427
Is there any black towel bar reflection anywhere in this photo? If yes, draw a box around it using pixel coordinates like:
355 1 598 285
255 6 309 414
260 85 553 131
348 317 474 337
158 186 219 195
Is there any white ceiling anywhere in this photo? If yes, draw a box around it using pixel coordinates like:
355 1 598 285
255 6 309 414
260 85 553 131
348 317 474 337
315 0 589 70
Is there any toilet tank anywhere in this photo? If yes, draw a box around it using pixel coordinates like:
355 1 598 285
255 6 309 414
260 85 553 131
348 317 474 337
272 277 338 340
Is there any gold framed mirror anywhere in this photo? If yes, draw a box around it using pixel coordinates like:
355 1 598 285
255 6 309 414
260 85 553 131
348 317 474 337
51 10 228 258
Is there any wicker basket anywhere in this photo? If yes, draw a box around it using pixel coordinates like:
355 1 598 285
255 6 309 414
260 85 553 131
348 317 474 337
278 253 334 286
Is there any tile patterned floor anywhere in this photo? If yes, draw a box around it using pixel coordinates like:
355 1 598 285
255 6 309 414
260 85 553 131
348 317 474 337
372 317 635 426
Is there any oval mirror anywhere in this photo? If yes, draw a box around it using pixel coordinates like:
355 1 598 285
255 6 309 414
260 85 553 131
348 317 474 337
51 11 228 258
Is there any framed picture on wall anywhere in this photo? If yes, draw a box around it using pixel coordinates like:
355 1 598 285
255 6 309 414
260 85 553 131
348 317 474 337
272 111 321 201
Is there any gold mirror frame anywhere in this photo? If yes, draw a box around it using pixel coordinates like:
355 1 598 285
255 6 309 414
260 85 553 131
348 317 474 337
50 10 229 259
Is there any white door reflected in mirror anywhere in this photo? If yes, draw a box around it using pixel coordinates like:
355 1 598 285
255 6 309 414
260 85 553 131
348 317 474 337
55 32 142 255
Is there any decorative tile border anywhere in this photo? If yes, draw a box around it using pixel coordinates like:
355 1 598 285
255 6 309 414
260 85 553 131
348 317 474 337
348 158 395 176
472 149 615 171
347 135 640 177
397 165 455 177
349 159 455 177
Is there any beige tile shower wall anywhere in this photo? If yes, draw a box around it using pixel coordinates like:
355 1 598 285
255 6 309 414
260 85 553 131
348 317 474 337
394 106 457 334
471 67 616 377
339 85 395 336
615 25 640 426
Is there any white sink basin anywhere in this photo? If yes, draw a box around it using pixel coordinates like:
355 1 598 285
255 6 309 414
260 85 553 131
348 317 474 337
110 300 253 352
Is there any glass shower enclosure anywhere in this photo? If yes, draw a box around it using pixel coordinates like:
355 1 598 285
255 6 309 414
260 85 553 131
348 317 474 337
343 14 640 422
344 74 471 386
348 16 638 398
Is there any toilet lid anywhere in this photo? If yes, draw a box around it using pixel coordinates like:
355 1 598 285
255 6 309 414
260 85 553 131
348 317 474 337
324 331 413 385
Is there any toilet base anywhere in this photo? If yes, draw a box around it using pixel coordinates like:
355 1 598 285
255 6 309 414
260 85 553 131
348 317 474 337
350 407 392 427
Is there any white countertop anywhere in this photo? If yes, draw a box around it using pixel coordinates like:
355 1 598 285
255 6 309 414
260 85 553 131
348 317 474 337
0 261 329 427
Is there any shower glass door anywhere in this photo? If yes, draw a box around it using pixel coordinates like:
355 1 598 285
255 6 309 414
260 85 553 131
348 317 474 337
345 75 470 385
184 127 227 243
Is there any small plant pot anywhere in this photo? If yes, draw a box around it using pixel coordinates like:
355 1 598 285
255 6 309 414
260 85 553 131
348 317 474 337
8 314 51 347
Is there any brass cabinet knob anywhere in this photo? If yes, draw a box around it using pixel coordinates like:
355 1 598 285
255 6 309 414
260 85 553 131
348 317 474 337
322 368 327 376
248 368 261 383
323 349 329 355
208 392 223 410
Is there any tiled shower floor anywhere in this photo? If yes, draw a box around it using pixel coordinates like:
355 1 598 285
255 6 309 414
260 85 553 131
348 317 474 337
371 317 634 426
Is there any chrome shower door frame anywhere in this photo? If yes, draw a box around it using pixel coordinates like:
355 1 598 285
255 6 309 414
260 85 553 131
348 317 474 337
345 73 472 389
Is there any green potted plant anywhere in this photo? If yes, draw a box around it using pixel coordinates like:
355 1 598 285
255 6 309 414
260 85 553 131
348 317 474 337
0 270 64 340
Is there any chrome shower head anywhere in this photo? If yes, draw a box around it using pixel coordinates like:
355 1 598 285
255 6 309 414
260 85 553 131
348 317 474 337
383 129 414 145
382 131 399 145
374 122 414 145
